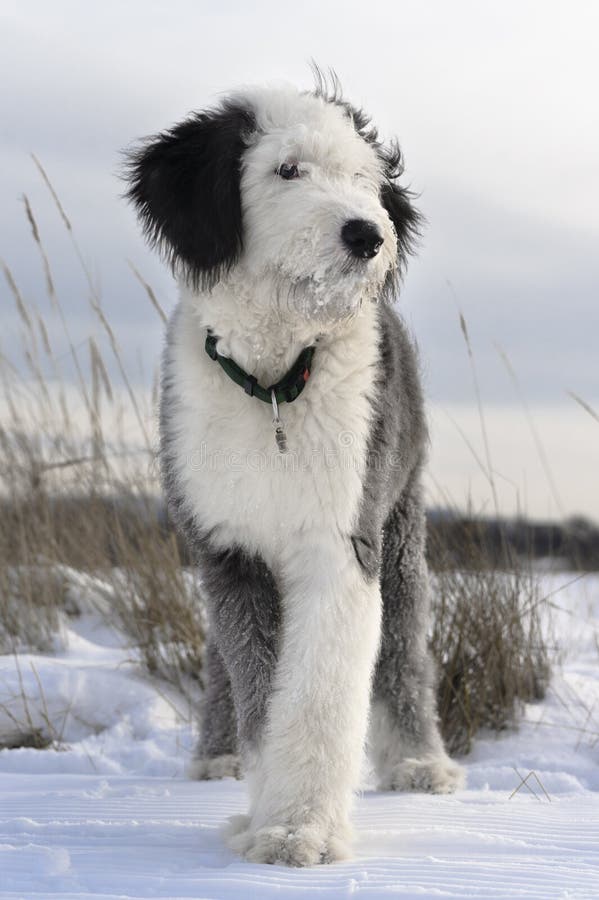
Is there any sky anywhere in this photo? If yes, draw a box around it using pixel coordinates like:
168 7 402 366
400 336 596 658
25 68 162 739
1 0 598 521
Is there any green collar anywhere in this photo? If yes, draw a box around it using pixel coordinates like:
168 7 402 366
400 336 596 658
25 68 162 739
205 330 315 405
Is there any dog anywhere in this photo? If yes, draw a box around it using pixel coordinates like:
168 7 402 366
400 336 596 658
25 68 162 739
125 70 464 867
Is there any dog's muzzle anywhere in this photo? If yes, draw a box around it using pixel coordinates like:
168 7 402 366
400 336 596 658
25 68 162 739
341 219 383 260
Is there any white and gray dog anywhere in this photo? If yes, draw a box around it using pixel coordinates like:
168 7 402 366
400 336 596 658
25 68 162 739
125 72 464 867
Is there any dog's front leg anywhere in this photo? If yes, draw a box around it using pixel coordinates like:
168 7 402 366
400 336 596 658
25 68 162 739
229 536 382 866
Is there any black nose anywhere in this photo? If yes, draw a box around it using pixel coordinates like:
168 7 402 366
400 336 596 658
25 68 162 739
341 219 383 259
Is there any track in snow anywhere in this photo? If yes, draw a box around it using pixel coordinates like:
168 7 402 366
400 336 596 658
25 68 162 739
1 775 598 899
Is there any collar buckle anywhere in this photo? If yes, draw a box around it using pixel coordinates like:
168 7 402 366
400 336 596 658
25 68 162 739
243 375 258 396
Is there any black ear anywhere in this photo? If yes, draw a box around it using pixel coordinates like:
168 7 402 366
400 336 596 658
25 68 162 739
124 100 256 290
377 139 421 271
380 179 421 267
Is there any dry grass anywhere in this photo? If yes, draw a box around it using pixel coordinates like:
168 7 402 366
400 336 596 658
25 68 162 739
0 654 64 751
0 163 555 753
1 168 204 697
429 521 550 755
0 485 205 696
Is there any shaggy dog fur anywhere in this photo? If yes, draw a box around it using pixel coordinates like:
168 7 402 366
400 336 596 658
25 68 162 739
125 71 464 867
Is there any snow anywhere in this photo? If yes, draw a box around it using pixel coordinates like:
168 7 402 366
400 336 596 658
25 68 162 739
1 573 598 899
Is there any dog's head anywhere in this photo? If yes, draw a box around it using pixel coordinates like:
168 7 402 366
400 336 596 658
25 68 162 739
125 73 420 320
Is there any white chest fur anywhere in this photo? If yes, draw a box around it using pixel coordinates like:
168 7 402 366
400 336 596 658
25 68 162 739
162 291 380 566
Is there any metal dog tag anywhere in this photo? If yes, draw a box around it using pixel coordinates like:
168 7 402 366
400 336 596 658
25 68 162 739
271 390 288 453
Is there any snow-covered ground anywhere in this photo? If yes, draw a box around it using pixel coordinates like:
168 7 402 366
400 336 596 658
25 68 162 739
1 572 598 899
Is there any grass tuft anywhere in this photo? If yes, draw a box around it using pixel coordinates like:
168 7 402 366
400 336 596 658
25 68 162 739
430 531 550 754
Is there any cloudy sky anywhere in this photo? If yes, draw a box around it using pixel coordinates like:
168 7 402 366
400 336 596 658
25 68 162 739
1 0 598 520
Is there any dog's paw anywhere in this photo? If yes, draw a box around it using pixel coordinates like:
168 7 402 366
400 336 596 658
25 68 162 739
228 822 351 867
187 753 241 780
380 754 465 794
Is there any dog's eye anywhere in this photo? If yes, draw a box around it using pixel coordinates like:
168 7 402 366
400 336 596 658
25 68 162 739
277 163 300 180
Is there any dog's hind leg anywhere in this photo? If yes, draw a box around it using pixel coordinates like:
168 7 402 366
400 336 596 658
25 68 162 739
370 480 465 793
188 638 240 780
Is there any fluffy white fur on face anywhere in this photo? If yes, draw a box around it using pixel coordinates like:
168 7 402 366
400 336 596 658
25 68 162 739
237 87 397 322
